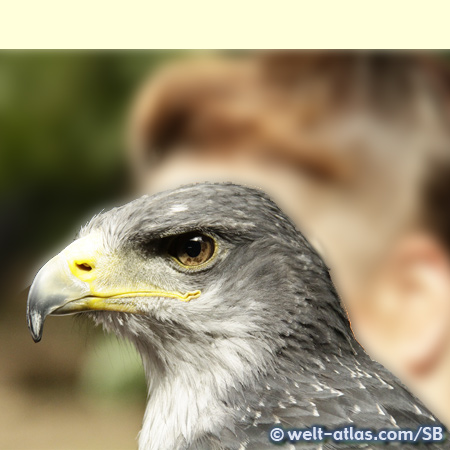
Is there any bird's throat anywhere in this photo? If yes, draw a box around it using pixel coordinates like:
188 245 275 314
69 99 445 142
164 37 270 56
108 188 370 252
135 332 272 450
139 357 230 450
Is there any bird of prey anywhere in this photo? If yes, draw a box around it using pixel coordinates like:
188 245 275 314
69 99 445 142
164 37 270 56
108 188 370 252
27 183 447 450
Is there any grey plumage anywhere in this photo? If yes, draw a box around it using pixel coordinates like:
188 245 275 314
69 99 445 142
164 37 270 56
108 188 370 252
28 183 448 449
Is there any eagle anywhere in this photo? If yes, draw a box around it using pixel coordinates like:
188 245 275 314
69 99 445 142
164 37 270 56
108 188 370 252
27 183 446 450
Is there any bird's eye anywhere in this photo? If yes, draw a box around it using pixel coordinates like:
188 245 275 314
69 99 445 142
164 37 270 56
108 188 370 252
169 233 216 267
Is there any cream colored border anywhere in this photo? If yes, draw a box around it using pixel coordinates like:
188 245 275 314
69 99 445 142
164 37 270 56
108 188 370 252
1 1 449 49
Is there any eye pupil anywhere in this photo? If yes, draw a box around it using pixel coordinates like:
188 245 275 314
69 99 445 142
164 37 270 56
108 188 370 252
185 239 202 258
169 233 215 267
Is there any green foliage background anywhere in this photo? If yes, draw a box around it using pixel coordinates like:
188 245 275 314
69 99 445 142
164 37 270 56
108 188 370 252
0 51 184 272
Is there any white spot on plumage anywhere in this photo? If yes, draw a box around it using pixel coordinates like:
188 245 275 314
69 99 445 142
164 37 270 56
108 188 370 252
376 403 386 416
375 373 393 389
329 388 343 396
315 359 326 370
334 356 345 366
390 415 398 427
309 401 319 417
169 204 188 213
414 405 423 415
273 415 281 423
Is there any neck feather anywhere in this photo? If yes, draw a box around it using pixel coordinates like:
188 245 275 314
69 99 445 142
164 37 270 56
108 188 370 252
135 333 273 450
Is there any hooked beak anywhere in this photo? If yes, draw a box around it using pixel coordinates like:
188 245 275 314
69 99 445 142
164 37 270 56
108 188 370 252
26 254 90 342
26 235 201 343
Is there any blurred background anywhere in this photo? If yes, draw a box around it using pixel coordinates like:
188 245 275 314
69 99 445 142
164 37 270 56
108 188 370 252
2 51 450 449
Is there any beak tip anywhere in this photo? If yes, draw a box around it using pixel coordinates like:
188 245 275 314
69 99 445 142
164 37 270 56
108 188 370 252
26 253 91 343
26 309 44 343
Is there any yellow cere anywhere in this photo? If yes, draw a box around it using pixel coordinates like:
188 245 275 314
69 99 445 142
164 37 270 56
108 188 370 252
63 233 103 283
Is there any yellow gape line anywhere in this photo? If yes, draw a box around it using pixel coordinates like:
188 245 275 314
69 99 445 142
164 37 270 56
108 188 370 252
106 290 202 302
84 288 201 303
55 290 202 314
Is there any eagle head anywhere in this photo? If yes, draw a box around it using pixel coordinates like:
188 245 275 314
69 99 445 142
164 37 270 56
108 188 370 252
26 183 363 450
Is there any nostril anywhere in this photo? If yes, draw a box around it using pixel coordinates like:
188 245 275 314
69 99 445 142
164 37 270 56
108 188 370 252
76 262 93 272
